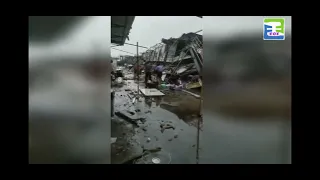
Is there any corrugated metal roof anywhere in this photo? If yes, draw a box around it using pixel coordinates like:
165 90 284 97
111 16 135 46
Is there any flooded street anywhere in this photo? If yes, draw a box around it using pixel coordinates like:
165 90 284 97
111 76 202 164
111 74 290 164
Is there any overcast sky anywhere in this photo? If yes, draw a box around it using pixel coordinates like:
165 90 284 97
111 16 203 57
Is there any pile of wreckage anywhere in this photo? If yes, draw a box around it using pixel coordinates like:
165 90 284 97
142 32 203 94
115 32 203 96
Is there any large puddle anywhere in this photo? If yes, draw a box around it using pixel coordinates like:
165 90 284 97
111 79 202 164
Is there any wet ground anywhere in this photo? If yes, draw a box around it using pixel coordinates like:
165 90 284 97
111 73 202 164
111 71 291 164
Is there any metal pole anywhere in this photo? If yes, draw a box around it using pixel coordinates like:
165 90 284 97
196 83 203 164
137 42 139 98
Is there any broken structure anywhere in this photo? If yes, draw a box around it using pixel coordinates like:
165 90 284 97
139 32 203 90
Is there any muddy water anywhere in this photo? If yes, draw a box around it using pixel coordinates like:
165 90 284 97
112 76 290 164
111 80 201 164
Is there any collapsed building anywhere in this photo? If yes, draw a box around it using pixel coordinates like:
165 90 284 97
141 32 203 88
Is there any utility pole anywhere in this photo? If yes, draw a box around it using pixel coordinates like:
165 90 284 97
137 42 139 98
196 83 203 164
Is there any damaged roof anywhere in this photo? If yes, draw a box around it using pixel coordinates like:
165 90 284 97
111 16 135 46
162 32 202 44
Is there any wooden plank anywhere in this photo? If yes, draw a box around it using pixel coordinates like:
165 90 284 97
182 90 201 98
186 82 202 89
186 79 202 89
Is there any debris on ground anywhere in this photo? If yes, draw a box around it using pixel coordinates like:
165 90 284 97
139 118 147 123
116 77 123 84
143 147 162 153
127 110 135 115
127 94 133 99
145 110 152 114
160 123 175 133
121 147 162 164
115 111 141 127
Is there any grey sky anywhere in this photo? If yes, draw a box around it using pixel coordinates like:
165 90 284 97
111 16 203 57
